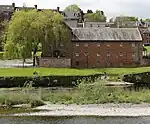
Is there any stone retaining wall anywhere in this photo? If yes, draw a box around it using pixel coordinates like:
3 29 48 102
39 58 71 68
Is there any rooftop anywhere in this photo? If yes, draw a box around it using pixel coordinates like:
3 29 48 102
72 28 142 41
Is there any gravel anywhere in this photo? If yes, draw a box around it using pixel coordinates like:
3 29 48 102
12 104 150 117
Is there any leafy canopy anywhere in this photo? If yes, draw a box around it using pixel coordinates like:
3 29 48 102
4 9 69 59
84 10 106 22
64 4 80 12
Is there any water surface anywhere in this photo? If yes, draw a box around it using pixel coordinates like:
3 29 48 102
1 116 150 124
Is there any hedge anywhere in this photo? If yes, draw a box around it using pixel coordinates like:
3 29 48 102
0 52 3 59
0 74 104 88
123 72 150 84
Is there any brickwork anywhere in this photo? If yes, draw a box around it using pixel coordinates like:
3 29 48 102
71 41 143 68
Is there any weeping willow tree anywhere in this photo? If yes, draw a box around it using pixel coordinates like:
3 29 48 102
4 9 70 65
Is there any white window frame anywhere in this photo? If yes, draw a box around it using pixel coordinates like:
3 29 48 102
97 53 100 57
76 43 79 47
75 52 80 57
84 43 88 47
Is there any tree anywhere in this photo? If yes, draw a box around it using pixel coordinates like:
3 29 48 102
87 10 93 14
64 4 80 12
114 16 138 27
144 19 150 22
4 9 70 65
84 10 106 22
0 20 8 51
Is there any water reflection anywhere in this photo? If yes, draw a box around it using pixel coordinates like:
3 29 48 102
125 84 150 91
1 116 150 124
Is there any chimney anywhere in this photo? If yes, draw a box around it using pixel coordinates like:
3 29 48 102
57 7 60 12
12 3 15 7
34 5 37 9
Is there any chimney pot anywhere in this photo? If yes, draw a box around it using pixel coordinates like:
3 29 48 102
12 3 15 7
34 5 37 9
57 7 60 12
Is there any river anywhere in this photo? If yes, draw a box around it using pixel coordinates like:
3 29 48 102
1 116 150 124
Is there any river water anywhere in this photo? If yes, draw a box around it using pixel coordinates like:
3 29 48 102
1 116 150 124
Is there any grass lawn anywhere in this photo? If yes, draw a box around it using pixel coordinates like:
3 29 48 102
0 67 150 77
145 46 150 52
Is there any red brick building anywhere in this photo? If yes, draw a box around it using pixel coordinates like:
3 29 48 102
139 27 150 45
71 28 143 68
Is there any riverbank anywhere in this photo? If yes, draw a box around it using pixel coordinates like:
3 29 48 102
12 103 150 117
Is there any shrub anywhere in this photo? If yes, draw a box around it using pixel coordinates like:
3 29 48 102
0 52 4 59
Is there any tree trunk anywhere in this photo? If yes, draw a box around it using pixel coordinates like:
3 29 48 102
33 47 37 67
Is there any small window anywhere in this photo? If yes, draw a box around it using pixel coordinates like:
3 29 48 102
90 24 92 27
98 25 100 27
76 43 79 47
132 43 135 47
120 43 123 47
107 44 110 47
120 52 123 56
6 7 10 9
60 43 64 47
75 52 80 57
132 53 135 57
84 52 88 56
84 43 88 47
97 53 100 57
106 51 110 56
97 43 100 47
76 61 79 66
97 61 100 65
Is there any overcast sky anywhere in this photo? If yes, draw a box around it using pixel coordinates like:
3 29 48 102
0 0 150 19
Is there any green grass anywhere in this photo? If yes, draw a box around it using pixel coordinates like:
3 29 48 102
144 46 150 52
42 81 150 104
0 67 150 77
1 80 150 106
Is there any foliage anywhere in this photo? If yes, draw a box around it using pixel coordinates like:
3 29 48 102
84 10 106 22
0 82 44 107
114 16 138 27
0 52 3 59
144 19 150 22
1 79 150 106
0 21 9 52
42 79 150 104
64 4 80 12
4 9 70 59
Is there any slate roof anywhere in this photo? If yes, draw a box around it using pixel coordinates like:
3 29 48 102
63 11 81 20
72 28 142 41
0 5 14 12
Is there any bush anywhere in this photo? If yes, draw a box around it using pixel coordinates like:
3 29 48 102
0 52 4 59
0 74 103 88
123 72 150 84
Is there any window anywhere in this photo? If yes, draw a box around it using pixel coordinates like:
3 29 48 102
106 51 110 56
98 25 100 27
97 53 100 57
90 24 92 27
75 52 80 57
97 61 100 65
132 53 135 57
132 43 135 47
97 43 100 47
107 44 110 47
76 61 79 66
120 52 123 56
84 43 88 47
6 7 10 9
120 43 123 47
84 52 88 56
76 43 79 47
60 43 64 47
